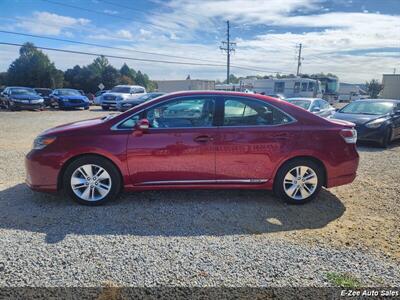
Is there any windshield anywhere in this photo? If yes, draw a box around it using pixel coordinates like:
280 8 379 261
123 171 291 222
10 88 37 95
58 89 81 96
340 101 394 115
111 87 131 93
287 99 311 110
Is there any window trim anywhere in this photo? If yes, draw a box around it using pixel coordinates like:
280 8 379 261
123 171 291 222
111 95 218 131
220 96 297 127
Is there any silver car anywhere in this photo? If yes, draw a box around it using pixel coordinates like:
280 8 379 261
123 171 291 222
286 98 335 118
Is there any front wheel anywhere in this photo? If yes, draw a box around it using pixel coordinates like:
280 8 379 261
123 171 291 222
102 106 109 110
63 156 121 205
274 159 324 204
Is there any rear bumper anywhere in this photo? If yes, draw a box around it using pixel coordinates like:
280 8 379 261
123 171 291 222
326 146 359 188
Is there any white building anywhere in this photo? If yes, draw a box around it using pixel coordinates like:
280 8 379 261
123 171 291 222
155 79 215 93
381 74 400 99
337 83 368 102
239 77 322 99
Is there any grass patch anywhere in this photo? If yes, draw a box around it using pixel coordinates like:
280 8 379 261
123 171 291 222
326 272 362 288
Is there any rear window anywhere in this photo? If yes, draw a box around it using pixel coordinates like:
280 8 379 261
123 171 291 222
287 99 311 110
340 101 394 115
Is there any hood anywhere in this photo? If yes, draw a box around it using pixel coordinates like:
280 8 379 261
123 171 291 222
41 118 104 136
59 95 87 100
332 112 386 125
103 92 144 100
11 94 42 100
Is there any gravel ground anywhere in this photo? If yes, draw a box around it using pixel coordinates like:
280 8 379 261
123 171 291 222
0 108 399 288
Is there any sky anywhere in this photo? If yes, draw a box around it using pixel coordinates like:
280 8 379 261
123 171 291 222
0 0 399 83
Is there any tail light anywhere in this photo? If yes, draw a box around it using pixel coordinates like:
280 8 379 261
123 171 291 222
340 128 357 144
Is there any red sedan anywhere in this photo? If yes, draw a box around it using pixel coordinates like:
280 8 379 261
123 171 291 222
25 91 359 205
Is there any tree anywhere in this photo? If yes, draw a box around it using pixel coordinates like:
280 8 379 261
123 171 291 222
120 63 136 82
366 79 384 98
7 42 63 88
0 72 7 87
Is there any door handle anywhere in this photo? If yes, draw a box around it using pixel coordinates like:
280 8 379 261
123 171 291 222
194 135 214 143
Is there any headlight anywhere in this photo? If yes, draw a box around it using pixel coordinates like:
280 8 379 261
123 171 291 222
33 136 56 150
365 117 388 128
116 96 124 101
31 99 44 104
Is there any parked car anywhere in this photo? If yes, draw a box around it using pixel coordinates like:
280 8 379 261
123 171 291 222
286 98 335 118
330 99 400 147
34 88 53 107
0 87 44 110
267 94 286 100
101 85 146 110
94 90 109 105
26 91 359 206
49 89 90 110
116 92 164 111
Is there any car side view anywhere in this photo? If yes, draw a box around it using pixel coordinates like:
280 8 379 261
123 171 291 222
25 91 359 205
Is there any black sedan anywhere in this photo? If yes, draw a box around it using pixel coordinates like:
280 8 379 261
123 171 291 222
116 92 164 111
331 99 400 147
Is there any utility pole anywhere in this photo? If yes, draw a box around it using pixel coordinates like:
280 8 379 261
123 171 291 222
220 20 236 84
296 43 303 76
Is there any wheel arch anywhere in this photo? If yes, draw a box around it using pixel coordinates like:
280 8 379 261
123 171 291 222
57 153 124 191
273 155 327 188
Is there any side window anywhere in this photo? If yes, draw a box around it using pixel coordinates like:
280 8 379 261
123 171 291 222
294 82 300 93
145 97 214 128
320 100 329 109
223 98 293 126
308 82 315 92
274 82 285 93
132 88 145 94
119 114 140 129
301 82 308 92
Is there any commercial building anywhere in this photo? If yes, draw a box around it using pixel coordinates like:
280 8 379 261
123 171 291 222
155 79 215 93
381 74 400 99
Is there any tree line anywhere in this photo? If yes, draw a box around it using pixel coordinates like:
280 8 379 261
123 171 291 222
0 43 156 92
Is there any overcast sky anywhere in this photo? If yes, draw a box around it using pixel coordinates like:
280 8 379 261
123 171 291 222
0 0 399 83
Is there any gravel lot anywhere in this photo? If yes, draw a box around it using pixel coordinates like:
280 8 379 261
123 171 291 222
0 108 399 288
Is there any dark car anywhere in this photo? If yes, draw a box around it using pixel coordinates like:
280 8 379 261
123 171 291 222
286 98 335 118
116 92 164 111
34 88 53 106
49 89 90 110
26 91 359 206
331 99 400 147
0 87 44 111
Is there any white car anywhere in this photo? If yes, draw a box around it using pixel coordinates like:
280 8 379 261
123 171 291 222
94 90 109 105
101 85 146 110
286 97 336 118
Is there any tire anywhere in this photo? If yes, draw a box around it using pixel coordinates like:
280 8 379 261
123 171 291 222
379 128 392 148
274 159 324 205
84 106 89 110
63 155 121 206
102 106 109 110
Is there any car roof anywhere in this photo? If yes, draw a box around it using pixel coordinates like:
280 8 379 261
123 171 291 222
355 99 400 103
286 97 321 101
114 85 145 88
7 86 34 89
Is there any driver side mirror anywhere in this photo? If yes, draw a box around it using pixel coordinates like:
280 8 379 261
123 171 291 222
135 118 150 132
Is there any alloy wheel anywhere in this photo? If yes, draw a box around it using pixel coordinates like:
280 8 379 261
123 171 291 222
283 166 318 200
70 164 112 201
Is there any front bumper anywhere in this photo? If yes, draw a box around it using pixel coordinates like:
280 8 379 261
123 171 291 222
10 101 44 110
25 149 60 192
355 124 388 143
59 101 89 108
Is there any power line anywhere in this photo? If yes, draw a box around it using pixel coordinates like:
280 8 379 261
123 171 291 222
0 30 289 73
0 42 289 73
220 21 236 83
0 30 224 64
40 0 175 32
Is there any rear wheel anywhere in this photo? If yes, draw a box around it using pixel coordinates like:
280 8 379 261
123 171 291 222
274 159 323 204
63 155 121 205
102 106 109 110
